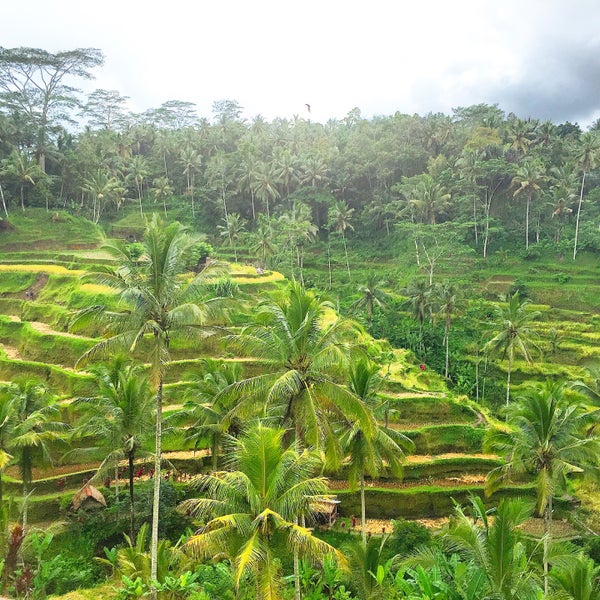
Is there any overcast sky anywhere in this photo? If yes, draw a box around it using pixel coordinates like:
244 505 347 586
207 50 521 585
3 0 600 126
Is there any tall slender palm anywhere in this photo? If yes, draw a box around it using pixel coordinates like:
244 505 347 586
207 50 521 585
219 282 375 465
572 132 600 260
179 147 202 219
217 212 246 263
72 214 225 598
4 378 67 529
253 161 280 218
511 159 546 250
484 380 600 594
151 176 173 218
341 359 413 542
248 215 276 268
179 424 347 600
73 357 153 542
126 154 149 217
350 275 389 327
484 292 541 405
329 200 355 281
168 358 242 471
403 279 432 357
2 151 43 211
433 281 460 378
81 169 122 223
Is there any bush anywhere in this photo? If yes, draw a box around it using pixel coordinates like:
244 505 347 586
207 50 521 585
389 517 431 557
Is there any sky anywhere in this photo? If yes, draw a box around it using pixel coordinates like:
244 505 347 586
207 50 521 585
3 0 600 126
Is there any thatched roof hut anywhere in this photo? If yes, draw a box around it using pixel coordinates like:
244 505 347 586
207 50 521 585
72 484 107 512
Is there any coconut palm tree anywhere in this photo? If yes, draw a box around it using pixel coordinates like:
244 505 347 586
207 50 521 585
2 150 44 211
329 200 355 281
219 282 375 465
572 132 600 260
484 291 541 405
511 159 546 250
445 496 540 600
72 214 226 598
126 154 149 217
350 275 389 327
179 424 347 600
217 212 246 263
151 176 173 218
167 358 242 471
403 279 432 357
484 380 600 594
433 281 460 378
341 359 413 542
72 357 153 542
3 378 67 529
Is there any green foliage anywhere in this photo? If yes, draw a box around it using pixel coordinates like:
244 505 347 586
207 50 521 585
389 517 431 557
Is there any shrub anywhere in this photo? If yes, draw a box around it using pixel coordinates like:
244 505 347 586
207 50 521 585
389 517 431 557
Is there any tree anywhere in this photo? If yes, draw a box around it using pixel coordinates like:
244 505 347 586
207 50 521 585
403 279 432 357
151 176 173 218
220 282 375 465
168 358 242 471
0 47 104 172
572 132 600 260
73 357 153 542
350 275 389 327
433 281 460 378
83 89 129 130
73 215 226 599
484 292 541 405
248 215 276 268
179 147 202 218
511 159 546 250
179 424 347 600
81 168 122 223
329 200 354 281
341 359 413 542
484 380 600 594
2 378 67 529
2 150 44 211
444 496 540 600
126 155 149 217
253 161 280 218
217 212 246 263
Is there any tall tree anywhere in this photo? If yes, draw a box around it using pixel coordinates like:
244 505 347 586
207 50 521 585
73 215 225 599
329 200 354 281
2 150 44 211
3 378 67 530
219 282 375 465
433 281 460 378
0 47 104 171
511 159 546 250
485 292 541 405
73 357 153 542
485 380 600 594
572 132 600 260
179 424 347 600
341 358 412 542
83 89 129 130
350 275 389 327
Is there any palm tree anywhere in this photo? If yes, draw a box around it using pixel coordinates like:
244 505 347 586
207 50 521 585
179 147 202 219
403 279 432 357
217 212 246 263
484 380 600 594
350 275 389 327
433 281 460 378
126 154 149 217
168 358 242 471
511 159 546 250
81 168 122 223
341 359 413 542
484 291 541 405
445 496 540 600
73 357 153 542
253 161 280 218
72 214 226 598
278 203 318 285
2 151 43 211
3 378 67 529
219 282 375 465
329 200 355 281
151 176 173 218
179 424 347 600
572 132 600 260
248 215 276 268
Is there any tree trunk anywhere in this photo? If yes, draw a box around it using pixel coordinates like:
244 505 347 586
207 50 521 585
293 515 301 600
543 495 553 597
128 451 136 544
525 192 531 250
0 181 8 218
361 472 367 544
573 170 586 260
444 320 450 378
149 377 164 600
342 232 351 281
506 357 512 406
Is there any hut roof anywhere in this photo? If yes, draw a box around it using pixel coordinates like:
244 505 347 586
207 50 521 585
72 484 107 511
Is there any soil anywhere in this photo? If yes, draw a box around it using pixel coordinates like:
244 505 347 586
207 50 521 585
0 342 21 360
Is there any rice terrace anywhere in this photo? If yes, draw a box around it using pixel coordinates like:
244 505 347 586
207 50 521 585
0 43 600 600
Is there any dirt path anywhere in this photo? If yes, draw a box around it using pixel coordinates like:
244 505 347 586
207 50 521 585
328 474 487 491
0 342 22 360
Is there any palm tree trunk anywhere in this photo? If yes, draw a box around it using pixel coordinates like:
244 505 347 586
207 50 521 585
293 515 301 600
0 181 8 218
525 193 531 250
128 451 136 544
342 232 352 281
150 377 164 600
327 243 332 288
444 321 450 378
543 496 553 596
506 357 512 406
361 472 367 544
573 170 586 260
